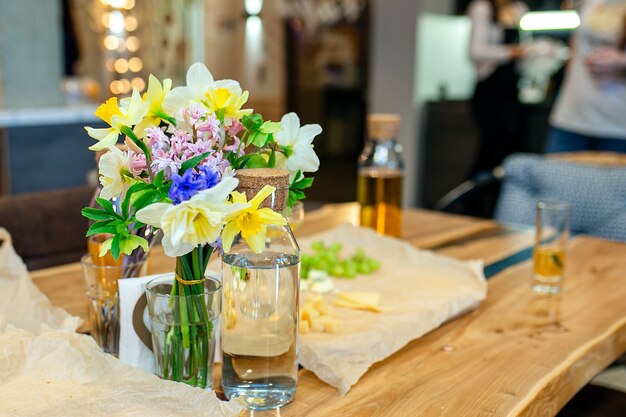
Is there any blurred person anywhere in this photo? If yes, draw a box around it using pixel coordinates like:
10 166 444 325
546 0 626 152
468 0 528 176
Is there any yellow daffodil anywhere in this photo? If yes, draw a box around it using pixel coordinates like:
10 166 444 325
98 146 131 200
205 85 252 124
133 75 174 137
85 88 149 151
162 62 251 123
136 177 249 257
221 185 287 253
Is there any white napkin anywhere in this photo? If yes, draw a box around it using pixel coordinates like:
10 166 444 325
118 272 223 372
118 274 166 373
0 228 80 333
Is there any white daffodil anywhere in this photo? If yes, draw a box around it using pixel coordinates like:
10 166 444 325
99 146 131 200
162 62 241 122
136 177 250 257
85 89 150 151
275 113 322 180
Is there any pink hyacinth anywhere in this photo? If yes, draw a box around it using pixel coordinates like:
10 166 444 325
169 129 192 156
196 114 220 140
201 151 231 177
145 126 168 152
187 138 214 157
151 149 182 179
228 119 245 137
223 135 245 157
184 103 208 127
127 150 147 176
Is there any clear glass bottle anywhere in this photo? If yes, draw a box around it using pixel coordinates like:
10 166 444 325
357 114 404 237
221 168 300 410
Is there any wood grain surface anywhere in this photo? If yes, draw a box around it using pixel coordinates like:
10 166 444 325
252 236 626 417
29 203 626 416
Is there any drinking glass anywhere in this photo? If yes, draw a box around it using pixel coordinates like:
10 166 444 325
81 252 149 356
533 200 570 294
146 275 221 389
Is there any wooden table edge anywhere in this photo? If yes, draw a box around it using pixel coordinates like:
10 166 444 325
512 314 626 417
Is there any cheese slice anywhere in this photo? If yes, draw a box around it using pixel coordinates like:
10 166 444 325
338 291 380 307
332 296 382 313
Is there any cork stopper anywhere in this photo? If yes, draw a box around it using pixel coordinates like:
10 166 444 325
367 114 400 141
235 168 290 210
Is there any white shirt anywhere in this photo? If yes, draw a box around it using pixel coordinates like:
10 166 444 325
551 0 626 139
468 0 527 80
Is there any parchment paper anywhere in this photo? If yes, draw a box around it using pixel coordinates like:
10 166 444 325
0 228 242 417
298 224 487 395
0 228 79 333
0 327 242 417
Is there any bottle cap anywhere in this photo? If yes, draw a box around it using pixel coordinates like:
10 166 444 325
367 114 400 141
235 168 290 210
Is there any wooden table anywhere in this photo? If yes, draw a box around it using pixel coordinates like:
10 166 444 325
31 203 626 417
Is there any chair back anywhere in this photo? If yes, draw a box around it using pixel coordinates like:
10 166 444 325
0 186 96 269
494 153 626 242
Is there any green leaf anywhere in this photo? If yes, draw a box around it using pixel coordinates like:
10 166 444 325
281 145 294 158
294 176 314 190
288 190 298 208
86 220 117 237
96 197 116 215
153 170 165 188
291 189 305 200
268 149 276 168
119 234 149 255
111 235 121 260
242 114 263 131
179 151 211 175
116 223 128 235
259 121 282 134
81 208 113 221
287 172 314 209
250 131 270 148
232 155 251 170
98 238 113 257
120 126 151 159
244 154 269 168
132 190 160 211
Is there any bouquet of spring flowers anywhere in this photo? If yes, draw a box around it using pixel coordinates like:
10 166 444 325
82 62 321 387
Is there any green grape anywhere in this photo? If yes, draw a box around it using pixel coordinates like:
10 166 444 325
311 241 325 251
303 240 379 279
369 259 381 270
332 264 345 276
357 262 371 274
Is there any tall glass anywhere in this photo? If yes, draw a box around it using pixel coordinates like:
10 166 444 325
533 200 570 294
81 253 149 356
221 170 300 410
146 275 221 389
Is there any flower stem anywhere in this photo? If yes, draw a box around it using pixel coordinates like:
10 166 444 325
160 246 214 387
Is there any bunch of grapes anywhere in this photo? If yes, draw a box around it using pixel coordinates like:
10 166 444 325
301 241 381 279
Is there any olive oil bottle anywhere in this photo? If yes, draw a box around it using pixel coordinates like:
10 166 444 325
357 114 404 237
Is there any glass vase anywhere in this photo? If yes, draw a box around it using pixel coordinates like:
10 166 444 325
221 169 301 410
145 249 221 389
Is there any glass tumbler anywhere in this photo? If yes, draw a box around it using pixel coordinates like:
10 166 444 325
533 200 570 294
81 253 149 355
146 275 221 389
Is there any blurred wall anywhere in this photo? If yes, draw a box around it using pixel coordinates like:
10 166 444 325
0 0 63 107
369 0 454 207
